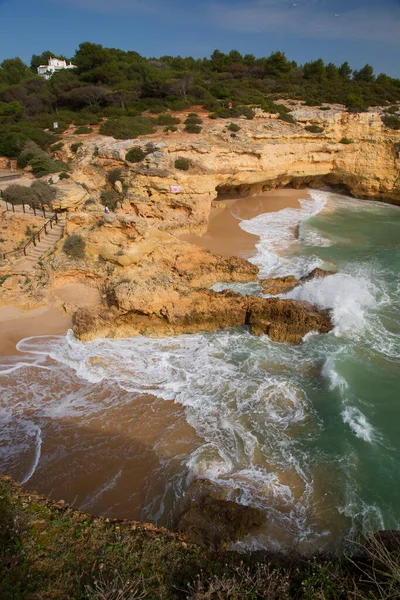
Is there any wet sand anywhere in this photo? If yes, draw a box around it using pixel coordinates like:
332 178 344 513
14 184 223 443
181 188 308 258
0 283 101 356
0 306 71 357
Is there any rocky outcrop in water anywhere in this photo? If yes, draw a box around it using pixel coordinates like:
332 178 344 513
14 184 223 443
261 268 337 295
73 284 332 343
174 480 265 549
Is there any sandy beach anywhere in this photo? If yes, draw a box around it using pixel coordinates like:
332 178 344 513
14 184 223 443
0 306 71 357
181 188 308 258
0 283 101 356
0 190 306 357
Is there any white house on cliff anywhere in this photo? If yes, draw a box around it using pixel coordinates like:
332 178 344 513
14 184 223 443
37 57 77 79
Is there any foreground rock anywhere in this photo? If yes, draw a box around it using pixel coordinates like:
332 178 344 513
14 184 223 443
174 480 265 549
261 268 337 295
73 287 332 343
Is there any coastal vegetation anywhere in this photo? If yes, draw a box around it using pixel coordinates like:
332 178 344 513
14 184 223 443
0 44 399 158
0 477 399 600
62 233 86 259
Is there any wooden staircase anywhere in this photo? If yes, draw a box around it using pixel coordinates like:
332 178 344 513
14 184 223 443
11 215 66 274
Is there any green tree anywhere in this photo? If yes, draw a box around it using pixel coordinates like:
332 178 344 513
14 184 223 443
0 58 30 86
353 64 375 83
264 51 292 77
303 59 326 83
338 61 352 80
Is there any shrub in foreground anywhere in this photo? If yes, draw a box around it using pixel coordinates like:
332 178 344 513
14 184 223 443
228 123 241 132
62 234 86 259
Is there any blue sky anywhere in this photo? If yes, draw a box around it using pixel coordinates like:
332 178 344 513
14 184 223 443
1 0 400 77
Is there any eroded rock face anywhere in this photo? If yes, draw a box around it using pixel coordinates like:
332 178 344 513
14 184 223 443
173 480 265 549
261 268 337 295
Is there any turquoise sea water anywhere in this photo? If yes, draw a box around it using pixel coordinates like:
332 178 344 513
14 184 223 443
0 190 399 551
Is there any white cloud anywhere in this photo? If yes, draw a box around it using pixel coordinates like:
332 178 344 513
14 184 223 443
208 0 400 45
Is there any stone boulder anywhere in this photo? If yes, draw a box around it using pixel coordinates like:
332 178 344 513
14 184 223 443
173 480 265 549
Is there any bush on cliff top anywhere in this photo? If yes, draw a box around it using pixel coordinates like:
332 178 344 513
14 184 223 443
382 114 400 130
3 180 56 208
99 116 156 140
62 234 86 259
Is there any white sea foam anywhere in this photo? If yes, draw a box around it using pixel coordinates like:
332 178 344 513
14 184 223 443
239 190 329 278
20 423 43 484
322 356 349 392
1 190 399 548
342 407 376 443
287 272 377 337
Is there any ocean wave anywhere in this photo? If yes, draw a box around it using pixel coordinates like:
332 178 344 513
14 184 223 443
239 189 329 278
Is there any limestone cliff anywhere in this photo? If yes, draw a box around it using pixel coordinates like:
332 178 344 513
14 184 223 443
64 104 400 232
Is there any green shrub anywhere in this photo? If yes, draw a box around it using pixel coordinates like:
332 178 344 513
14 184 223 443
184 123 202 134
208 112 218 119
305 125 324 133
84 198 96 207
230 133 237 138
384 105 399 115
71 142 83 154
184 115 202 125
63 234 86 259
100 189 119 211
16 141 48 169
51 142 64 152
319 106 331 111
228 123 240 132
3 180 56 208
155 114 180 126
99 116 156 140
381 114 400 130
125 147 147 163
339 137 353 144
174 157 190 171
107 169 123 185
29 156 69 178
279 113 296 124
74 126 93 135
59 172 70 179
164 125 178 132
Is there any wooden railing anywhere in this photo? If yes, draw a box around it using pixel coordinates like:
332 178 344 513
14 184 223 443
2 212 60 261
1 195 50 218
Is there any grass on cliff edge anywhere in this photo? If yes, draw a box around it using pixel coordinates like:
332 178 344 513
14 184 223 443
1 476 399 600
